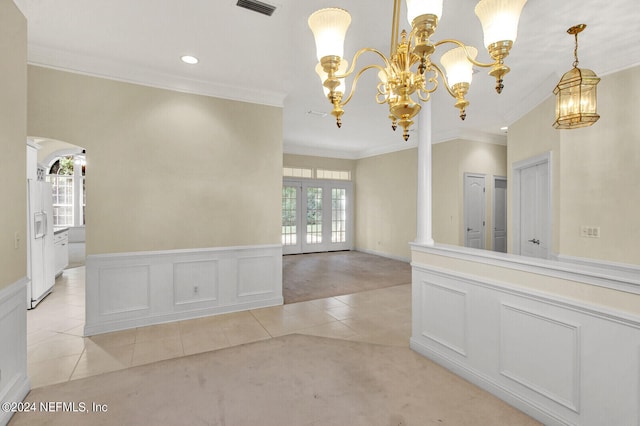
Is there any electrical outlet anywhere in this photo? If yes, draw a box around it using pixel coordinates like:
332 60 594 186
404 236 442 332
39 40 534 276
580 226 600 238
193 286 199 295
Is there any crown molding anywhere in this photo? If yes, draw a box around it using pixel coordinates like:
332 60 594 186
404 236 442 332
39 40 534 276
431 128 507 146
28 44 287 108
284 127 508 161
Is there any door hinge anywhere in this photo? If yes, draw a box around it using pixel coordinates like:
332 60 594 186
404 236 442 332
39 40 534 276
483 221 485 226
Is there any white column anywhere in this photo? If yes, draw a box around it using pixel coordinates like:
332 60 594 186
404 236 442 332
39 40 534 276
416 101 434 246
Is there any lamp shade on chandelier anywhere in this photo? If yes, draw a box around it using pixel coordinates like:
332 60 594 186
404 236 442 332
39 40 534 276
308 0 528 141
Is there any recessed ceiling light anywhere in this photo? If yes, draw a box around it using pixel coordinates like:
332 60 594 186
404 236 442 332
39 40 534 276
181 55 199 65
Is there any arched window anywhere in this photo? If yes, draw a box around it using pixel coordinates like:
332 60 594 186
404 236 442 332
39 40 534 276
47 154 86 227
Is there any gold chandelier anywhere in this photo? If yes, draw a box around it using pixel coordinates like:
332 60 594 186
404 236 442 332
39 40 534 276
553 24 600 129
308 0 528 141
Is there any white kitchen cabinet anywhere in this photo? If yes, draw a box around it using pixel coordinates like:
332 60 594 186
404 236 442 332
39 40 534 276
54 229 69 277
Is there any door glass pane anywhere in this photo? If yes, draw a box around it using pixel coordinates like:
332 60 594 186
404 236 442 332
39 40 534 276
332 188 346 242
306 187 322 244
282 186 297 245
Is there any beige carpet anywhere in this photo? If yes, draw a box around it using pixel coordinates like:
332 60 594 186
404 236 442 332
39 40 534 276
283 251 412 304
10 335 540 426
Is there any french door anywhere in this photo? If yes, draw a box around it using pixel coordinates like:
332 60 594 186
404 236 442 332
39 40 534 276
282 179 352 254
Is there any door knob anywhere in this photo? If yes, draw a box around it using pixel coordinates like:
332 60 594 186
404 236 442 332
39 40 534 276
467 227 472 232
528 238 540 245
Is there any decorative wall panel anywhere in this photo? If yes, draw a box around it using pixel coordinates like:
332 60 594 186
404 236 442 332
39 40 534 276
420 281 467 356
85 245 282 335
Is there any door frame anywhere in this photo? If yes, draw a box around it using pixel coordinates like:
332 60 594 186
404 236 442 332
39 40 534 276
282 178 353 254
492 175 507 253
512 152 553 256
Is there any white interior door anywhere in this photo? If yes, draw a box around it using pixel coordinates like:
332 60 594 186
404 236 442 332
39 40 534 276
464 173 486 249
515 156 550 259
283 179 352 254
493 177 507 253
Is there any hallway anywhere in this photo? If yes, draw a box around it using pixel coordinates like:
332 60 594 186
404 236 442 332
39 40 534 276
27 261 412 388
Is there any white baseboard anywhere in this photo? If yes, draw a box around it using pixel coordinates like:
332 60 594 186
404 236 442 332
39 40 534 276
410 338 569 426
0 277 30 426
355 247 410 263
85 244 283 336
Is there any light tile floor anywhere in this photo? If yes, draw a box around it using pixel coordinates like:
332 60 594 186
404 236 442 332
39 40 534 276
27 266 411 388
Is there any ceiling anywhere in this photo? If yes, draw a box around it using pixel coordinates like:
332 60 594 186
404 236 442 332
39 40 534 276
14 0 640 159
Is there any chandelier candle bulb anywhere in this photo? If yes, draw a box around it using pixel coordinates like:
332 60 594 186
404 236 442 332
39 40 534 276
308 8 351 61
441 46 478 120
309 0 527 141
474 0 527 47
406 0 443 23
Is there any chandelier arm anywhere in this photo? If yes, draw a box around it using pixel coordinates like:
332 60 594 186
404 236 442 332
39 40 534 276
434 39 496 68
340 64 387 106
334 47 393 80
429 62 457 99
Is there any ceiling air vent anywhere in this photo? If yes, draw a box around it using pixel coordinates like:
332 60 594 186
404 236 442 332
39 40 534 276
236 0 276 16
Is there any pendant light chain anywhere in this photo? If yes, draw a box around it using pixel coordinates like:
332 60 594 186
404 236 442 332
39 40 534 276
573 32 580 68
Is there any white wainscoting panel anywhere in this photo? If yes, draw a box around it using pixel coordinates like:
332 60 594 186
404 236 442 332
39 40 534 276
98 265 150 315
421 281 467 356
85 244 282 336
500 304 580 412
411 252 640 426
237 255 277 298
174 260 218 306
0 278 30 426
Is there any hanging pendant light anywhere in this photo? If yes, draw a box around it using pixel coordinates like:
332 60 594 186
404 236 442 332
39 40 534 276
553 24 600 129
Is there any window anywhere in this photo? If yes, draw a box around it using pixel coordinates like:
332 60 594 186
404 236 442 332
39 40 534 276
283 167 312 178
306 187 323 244
282 186 298 246
47 155 86 227
283 167 351 181
332 188 347 242
317 169 351 181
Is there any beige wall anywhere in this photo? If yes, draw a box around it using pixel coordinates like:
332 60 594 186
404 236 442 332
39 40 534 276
433 139 507 248
28 66 283 255
509 66 640 264
0 0 27 288
355 148 417 260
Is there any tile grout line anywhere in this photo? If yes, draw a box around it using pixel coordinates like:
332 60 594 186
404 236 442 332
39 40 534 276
248 309 276 339
67 345 86 383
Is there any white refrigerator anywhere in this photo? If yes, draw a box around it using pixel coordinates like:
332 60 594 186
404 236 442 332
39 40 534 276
27 179 55 309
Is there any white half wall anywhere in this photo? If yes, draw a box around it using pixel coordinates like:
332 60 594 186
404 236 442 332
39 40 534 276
411 244 640 426
0 278 30 426
85 244 283 336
